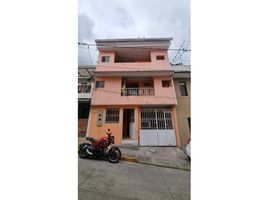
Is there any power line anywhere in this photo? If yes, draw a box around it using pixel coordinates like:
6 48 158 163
172 40 185 63
87 46 93 65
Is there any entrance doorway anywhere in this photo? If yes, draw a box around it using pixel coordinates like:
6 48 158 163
123 109 135 139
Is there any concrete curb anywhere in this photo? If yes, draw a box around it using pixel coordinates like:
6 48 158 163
138 161 191 171
121 155 190 171
120 156 138 163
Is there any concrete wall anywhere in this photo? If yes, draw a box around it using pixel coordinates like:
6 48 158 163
87 105 180 146
173 78 191 151
96 50 170 72
87 105 140 145
91 76 177 105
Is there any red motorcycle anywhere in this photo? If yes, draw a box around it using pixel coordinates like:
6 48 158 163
78 129 121 163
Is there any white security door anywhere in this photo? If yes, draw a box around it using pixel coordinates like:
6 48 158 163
140 109 176 146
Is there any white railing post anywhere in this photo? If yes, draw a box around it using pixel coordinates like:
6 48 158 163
121 87 155 96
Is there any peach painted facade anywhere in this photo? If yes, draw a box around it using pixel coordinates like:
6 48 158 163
91 76 176 105
87 38 180 147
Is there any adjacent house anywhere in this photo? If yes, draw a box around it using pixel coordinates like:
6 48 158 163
86 38 181 146
172 64 191 151
78 65 95 137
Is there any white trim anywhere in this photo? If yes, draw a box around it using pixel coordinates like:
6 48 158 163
171 78 177 105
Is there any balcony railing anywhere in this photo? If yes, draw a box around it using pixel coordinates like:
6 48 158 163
78 85 91 93
121 87 155 96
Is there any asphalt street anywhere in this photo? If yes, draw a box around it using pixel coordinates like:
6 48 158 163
79 158 190 200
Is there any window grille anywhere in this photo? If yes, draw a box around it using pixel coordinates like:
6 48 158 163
78 84 91 93
101 56 110 62
156 55 165 60
140 109 174 130
96 81 105 88
162 80 170 87
105 108 119 123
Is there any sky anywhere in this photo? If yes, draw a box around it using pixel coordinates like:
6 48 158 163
78 0 190 66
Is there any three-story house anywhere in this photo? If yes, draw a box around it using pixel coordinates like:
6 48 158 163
86 38 180 147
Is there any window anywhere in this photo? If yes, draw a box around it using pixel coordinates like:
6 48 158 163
101 56 110 62
105 108 120 123
85 85 91 93
78 84 91 93
156 55 165 60
179 81 188 96
187 117 191 132
96 81 105 88
78 85 82 93
162 80 170 87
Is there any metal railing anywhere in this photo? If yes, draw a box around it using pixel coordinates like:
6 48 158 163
121 87 155 96
78 85 91 93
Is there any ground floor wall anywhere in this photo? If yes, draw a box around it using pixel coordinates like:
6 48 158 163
176 111 190 151
78 100 91 137
86 105 180 147
78 119 88 137
175 99 191 151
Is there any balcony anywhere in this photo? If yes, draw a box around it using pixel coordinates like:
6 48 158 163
121 87 155 96
78 84 92 99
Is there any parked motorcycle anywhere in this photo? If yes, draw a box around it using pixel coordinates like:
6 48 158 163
78 129 121 163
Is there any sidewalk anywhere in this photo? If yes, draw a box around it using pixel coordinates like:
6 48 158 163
78 137 190 170
119 144 191 171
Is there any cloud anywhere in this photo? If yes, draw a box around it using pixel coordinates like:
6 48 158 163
78 13 94 43
78 0 190 65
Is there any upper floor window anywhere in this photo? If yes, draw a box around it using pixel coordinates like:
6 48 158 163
156 55 165 60
78 84 91 93
96 81 105 88
162 80 170 87
101 56 110 62
179 81 188 96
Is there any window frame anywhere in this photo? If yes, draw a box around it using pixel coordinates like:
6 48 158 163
95 81 105 89
179 81 188 96
162 80 170 87
156 55 165 60
101 56 110 62
105 108 120 123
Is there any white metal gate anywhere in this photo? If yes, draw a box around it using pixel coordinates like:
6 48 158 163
140 109 176 146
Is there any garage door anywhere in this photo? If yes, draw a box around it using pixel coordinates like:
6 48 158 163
140 109 176 146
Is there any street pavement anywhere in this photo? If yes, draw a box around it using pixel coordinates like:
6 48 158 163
79 158 190 200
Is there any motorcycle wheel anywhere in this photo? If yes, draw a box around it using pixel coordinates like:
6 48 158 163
78 144 89 159
108 147 121 163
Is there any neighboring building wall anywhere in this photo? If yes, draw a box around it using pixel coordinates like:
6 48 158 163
174 78 191 151
78 119 88 137
78 66 95 137
78 101 90 137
